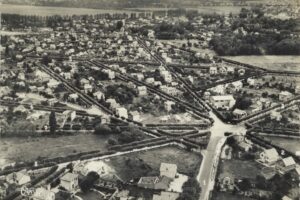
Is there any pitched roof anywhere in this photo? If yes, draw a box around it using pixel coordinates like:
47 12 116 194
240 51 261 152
61 173 77 182
211 95 235 101
264 148 279 159
282 157 296 167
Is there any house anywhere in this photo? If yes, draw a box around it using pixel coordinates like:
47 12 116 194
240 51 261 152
160 86 180 96
83 84 93 93
210 95 236 110
247 78 256 86
146 78 155 84
164 101 175 112
279 91 293 102
209 66 218 75
115 190 130 200
294 85 300 94
270 111 282 121
132 73 144 81
31 187 55 200
6 170 31 185
259 148 280 165
116 107 128 119
137 86 147 96
60 173 78 192
233 109 247 119
230 81 243 91
68 93 79 102
93 91 105 101
209 85 225 95
160 163 177 179
137 176 171 190
106 99 119 109
47 79 60 88
152 191 179 200
129 111 140 121
160 71 172 83
277 156 296 174
103 69 115 80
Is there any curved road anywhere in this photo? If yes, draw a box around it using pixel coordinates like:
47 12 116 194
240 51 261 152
197 111 247 200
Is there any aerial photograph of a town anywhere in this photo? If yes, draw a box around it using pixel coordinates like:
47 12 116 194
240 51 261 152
0 0 299 199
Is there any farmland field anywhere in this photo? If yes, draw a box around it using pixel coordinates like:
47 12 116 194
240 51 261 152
0 133 113 166
263 136 300 154
223 56 300 72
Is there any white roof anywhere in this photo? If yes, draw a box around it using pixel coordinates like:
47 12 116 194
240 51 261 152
264 148 279 159
282 157 296 167
211 95 235 101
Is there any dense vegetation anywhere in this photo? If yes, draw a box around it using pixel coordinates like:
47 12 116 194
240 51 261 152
210 8 300 55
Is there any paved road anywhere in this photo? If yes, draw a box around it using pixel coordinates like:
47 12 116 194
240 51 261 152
197 112 246 200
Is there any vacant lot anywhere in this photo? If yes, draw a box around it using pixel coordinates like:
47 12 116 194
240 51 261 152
108 146 202 181
212 192 256 200
224 56 300 72
264 136 300 154
218 159 261 180
0 134 113 165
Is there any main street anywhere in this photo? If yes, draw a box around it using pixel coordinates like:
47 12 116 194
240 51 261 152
197 111 247 200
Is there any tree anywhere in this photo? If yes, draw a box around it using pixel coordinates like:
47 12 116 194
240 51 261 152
178 178 201 200
94 124 112 135
116 20 123 30
49 111 57 134
79 171 100 193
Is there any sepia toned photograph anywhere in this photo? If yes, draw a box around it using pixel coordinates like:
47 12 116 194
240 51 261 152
0 0 299 200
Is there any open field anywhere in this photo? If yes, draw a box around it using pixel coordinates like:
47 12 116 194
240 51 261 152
0 134 113 166
263 136 300 154
212 192 256 200
108 146 202 181
218 159 261 179
223 56 300 72
129 6 245 15
0 4 136 16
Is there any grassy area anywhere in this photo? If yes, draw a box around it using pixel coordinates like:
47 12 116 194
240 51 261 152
0 134 114 165
76 191 104 200
223 56 300 72
263 136 300 154
107 146 202 182
218 159 261 180
212 192 256 200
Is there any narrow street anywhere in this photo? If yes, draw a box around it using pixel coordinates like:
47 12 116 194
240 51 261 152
197 111 247 200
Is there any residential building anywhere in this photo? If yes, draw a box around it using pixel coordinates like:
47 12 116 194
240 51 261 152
160 163 177 179
137 86 147 96
233 109 247 119
277 157 296 174
129 111 140 121
259 148 280 165
103 69 115 80
93 91 105 101
116 107 128 119
106 98 119 109
164 101 175 112
6 170 31 186
279 91 293 102
31 187 55 200
209 66 218 75
210 95 236 110
137 176 171 190
60 173 78 192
